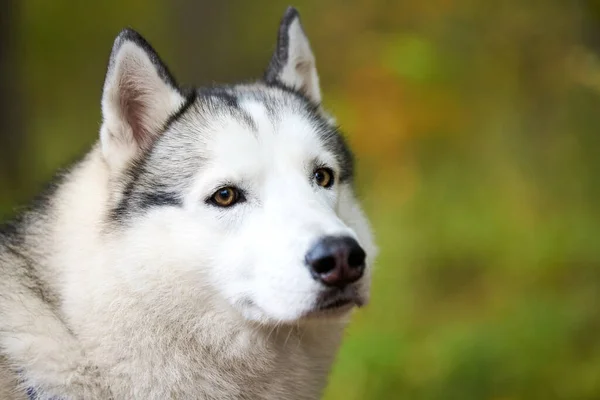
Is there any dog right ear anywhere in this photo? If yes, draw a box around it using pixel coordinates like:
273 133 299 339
100 29 185 171
264 7 321 104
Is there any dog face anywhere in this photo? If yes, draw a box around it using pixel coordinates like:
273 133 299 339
100 8 375 324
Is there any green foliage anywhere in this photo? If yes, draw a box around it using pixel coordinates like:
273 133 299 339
384 35 440 83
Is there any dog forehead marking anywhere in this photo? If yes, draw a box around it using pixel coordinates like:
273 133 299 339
239 99 273 134
206 108 314 172
236 99 325 160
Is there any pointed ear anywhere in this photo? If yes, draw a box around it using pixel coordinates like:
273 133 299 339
100 29 186 170
264 7 321 104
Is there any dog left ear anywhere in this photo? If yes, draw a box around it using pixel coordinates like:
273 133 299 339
100 29 186 171
265 7 321 104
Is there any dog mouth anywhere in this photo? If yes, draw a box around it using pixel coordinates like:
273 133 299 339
308 287 365 317
319 297 354 310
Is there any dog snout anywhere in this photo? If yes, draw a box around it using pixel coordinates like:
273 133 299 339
305 236 366 287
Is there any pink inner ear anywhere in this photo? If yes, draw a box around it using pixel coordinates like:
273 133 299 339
119 76 153 150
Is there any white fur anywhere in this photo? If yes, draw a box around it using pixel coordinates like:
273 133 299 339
0 18 376 400
40 100 375 398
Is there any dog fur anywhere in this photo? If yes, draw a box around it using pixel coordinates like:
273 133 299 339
0 7 375 399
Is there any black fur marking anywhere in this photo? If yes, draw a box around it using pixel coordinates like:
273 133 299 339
109 156 150 222
107 28 181 93
198 86 240 109
264 79 320 109
0 209 25 246
162 87 198 132
197 86 257 132
137 191 181 210
108 156 184 222
264 7 300 85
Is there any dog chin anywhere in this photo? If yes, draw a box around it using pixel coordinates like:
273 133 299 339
233 286 369 325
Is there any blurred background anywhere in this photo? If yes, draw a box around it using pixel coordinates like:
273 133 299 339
1 0 599 398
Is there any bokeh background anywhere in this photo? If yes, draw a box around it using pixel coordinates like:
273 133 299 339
1 1 600 398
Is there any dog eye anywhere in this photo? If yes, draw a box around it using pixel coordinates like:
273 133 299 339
209 187 242 207
314 168 334 188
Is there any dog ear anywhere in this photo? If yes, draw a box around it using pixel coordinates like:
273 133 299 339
100 29 186 170
265 7 321 104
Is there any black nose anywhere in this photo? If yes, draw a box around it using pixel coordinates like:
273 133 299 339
305 236 366 287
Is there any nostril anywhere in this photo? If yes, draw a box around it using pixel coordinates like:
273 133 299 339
311 256 337 274
306 236 367 287
348 246 366 269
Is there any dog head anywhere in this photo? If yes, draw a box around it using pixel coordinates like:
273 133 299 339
99 7 376 324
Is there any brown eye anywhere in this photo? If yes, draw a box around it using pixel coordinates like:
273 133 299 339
314 168 334 188
210 187 240 207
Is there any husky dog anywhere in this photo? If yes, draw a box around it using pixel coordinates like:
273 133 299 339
0 7 375 400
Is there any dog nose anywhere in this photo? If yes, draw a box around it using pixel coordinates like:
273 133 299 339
305 236 366 287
